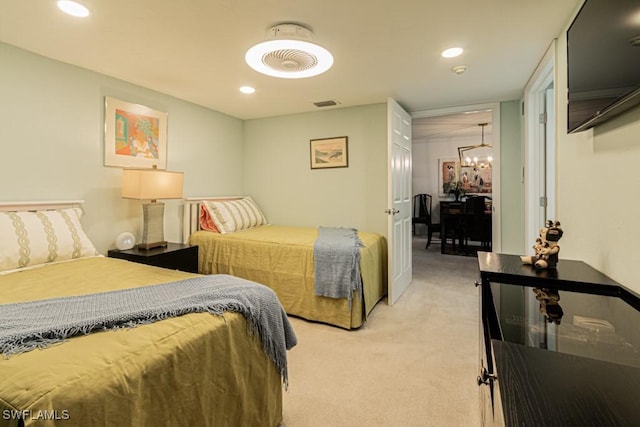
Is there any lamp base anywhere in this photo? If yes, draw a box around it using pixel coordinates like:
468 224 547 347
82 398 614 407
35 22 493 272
138 202 167 250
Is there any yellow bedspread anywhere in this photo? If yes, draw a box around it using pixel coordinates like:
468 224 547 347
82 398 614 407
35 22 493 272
190 225 388 329
0 257 283 427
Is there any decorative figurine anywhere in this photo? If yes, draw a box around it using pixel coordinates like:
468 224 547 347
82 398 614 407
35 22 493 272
533 288 564 324
521 220 563 269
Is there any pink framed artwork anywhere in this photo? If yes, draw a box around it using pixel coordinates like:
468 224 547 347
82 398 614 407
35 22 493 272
104 96 168 169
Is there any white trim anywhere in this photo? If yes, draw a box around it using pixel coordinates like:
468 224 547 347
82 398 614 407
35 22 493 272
411 102 498 120
411 102 501 252
0 200 84 212
184 196 243 202
524 40 557 253
182 196 243 243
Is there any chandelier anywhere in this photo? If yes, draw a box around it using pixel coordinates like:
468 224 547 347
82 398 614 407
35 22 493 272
458 123 493 168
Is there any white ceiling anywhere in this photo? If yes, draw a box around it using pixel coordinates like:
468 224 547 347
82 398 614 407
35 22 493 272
413 109 493 143
0 0 581 120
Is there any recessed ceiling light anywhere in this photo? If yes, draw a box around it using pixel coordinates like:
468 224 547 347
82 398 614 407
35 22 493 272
57 1 90 17
239 86 256 94
245 23 333 79
442 47 463 58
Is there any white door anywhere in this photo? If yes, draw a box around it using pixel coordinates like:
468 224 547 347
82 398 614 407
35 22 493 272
387 98 412 305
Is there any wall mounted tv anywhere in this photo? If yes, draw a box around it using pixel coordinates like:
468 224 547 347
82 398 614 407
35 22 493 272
567 0 640 133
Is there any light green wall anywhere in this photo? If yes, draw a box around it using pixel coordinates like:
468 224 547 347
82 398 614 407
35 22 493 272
0 42 388 256
499 100 525 254
0 42 244 253
243 104 388 236
555 33 640 294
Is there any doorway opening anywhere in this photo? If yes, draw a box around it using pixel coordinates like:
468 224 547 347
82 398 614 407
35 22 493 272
411 103 501 254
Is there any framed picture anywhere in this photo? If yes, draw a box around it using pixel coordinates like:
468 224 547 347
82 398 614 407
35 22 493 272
439 158 458 196
104 96 168 169
439 158 493 197
460 164 492 195
310 136 348 169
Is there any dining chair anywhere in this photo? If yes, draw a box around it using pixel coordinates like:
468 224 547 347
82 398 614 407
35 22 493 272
412 194 441 248
462 196 492 251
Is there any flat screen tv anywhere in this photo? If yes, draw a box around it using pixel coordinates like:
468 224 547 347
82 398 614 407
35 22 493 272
567 0 640 133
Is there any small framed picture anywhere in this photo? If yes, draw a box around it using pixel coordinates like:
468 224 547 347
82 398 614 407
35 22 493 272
310 136 348 169
104 96 168 169
439 158 458 196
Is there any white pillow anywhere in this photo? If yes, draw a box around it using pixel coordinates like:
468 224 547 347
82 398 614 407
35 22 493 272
202 197 268 234
0 207 98 271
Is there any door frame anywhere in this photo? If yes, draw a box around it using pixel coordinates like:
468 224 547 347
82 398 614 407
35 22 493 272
524 40 557 251
412 102 502 253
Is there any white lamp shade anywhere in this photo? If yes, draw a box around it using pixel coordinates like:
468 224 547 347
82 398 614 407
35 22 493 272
122 169 183 200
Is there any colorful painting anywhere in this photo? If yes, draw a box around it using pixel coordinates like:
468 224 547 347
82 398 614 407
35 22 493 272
104 97 167 169
439 159 458 196
310 136 348 169
439 158 492 197
460 164 492 194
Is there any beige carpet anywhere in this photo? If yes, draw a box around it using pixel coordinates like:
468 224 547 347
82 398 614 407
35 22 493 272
281 236 482 426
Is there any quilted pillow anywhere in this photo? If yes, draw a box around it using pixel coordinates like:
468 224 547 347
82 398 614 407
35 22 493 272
202 197 267 234
0 207 99 271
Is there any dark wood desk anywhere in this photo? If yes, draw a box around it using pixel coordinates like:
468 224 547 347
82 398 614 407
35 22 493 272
477 252 640 426
440 199 491 255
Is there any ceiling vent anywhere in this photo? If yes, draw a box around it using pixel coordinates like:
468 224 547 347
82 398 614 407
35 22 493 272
245 23 334 79
313 100 339 108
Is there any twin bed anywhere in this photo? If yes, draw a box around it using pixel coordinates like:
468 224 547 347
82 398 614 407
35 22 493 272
0 197 388 426
183 197 388 330
0 201 294 427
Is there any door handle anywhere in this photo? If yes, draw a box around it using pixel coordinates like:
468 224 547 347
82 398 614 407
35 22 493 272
384 209 400 215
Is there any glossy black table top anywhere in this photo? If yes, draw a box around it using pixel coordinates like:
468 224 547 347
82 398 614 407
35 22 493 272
490 279 640 369
480 252 640 366
477 251 639 309
480 252 640 425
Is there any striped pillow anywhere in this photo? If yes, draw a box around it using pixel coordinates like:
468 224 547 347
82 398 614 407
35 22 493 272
202 197 268 234
0 207 99 272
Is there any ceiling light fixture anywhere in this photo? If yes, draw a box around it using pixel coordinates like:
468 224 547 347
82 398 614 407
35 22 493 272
57 0 90 17
245 23 333 79
239 86 256 94
442 47 463 58
458 123 493 168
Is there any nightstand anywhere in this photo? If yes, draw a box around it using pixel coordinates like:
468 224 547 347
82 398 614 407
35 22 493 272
108 242 198 273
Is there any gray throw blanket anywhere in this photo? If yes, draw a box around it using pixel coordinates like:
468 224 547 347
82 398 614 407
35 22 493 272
313 226 364 303
0 274 297 385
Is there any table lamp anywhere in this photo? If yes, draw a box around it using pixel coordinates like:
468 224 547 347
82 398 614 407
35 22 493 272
122 166 184 249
